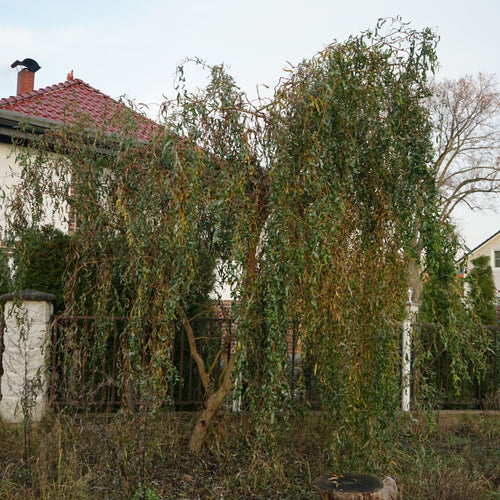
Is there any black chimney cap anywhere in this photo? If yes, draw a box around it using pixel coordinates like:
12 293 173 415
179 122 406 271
11 58 41 73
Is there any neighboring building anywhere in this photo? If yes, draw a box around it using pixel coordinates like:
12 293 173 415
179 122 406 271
465 230 500 301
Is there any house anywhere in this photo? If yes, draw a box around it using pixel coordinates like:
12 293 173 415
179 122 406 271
1 60 160 233
0 59 233 304
465 230 500 302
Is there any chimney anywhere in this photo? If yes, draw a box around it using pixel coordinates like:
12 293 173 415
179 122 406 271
17 68 35 95
10 58 41 95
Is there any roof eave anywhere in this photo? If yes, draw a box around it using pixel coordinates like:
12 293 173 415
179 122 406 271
0 108 158 153
467 230 500 256
0 109 61 139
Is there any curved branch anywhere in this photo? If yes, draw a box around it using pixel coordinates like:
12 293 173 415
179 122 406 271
176 303 212 395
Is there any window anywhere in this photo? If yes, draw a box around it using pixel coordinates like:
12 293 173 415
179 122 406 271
494 250 500 268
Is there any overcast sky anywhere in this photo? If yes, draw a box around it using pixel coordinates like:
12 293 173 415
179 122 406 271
1 0 499 248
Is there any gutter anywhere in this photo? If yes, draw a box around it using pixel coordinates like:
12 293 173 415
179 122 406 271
0 109 61 140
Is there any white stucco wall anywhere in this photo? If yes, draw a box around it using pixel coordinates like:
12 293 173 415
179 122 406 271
0 142 20 234
0 142 68 235
0 142 16 177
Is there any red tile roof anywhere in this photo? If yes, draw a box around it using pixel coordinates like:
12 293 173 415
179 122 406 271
0 78 160 142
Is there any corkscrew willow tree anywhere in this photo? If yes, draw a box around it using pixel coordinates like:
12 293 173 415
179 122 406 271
260 20 442 469
4 19 469 469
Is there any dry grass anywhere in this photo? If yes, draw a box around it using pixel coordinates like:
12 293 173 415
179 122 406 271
395 411 500 499
0 410 498 499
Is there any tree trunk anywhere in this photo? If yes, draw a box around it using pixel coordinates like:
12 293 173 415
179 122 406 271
189 353 236 454
313 474 398 500
177 304 237 454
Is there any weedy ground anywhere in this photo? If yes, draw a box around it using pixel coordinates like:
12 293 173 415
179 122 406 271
0 410 498 499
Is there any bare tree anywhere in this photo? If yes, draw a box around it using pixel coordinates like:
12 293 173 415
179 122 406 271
428 73 500 221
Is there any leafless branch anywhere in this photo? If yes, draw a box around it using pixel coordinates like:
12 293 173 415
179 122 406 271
427 73 500 220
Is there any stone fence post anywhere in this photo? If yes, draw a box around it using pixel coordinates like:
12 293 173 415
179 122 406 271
402 288 419 412
0 289 55 423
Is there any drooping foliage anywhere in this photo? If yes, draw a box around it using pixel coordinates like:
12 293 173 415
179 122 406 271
4 19 476 470
0 245 12 297
4 103 225 407
259 20 441 467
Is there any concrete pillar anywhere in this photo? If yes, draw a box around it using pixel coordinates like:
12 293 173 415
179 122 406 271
0 290 55 423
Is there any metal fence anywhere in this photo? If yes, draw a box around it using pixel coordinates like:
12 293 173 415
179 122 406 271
40 316 500 411
48 315 128 411
47 314 233 411
412 323 499 409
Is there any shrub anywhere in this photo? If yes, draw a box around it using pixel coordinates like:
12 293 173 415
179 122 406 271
12 225 70 313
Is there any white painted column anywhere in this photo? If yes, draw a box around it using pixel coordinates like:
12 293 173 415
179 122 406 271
0 290 55 423
402 289 418 412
